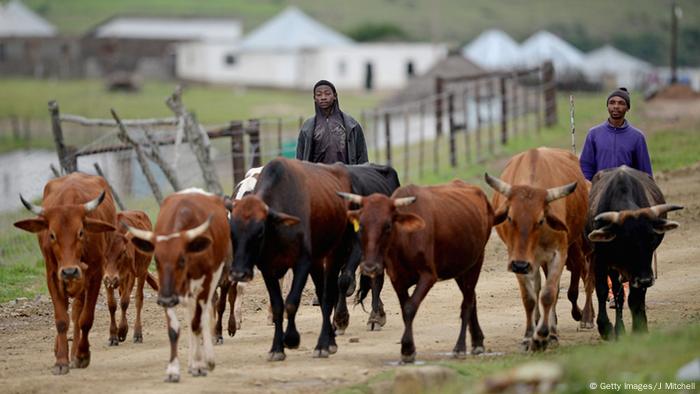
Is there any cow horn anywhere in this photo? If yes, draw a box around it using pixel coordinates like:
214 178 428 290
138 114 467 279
593 211 620 226
19 194 43 216
84 191 106 212
336 192 363 205
484 173 512 197
184 215 212 240
545 181 577 203
393 196 417 207
124 223 155 241
649 204 683 217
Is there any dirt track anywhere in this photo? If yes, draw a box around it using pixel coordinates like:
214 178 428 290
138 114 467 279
1 163 699 394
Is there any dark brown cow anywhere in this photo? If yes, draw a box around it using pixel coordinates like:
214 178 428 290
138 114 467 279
485 147 592 351
103 210 158 345
229 158 354 361
339 179 493 362
125 188 231 382
13 173 116 375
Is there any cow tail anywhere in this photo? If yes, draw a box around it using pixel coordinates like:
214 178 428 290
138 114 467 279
146 272 159 291
353 275 371 313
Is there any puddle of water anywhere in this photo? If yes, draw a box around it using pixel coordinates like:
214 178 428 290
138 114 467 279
385 360 427 366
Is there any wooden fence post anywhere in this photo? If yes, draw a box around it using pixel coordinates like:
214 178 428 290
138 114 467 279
93 162 126 211
49 100 76 173
475 81 482 163
246 119 262 168
403 106 410 182
500 76 508 145
384 112 392 166
435 77 444 137
543 61 557 127
448 93 457 168
463 87 471 164
418 103 425 179
488 79 496 155
511 75 519 138
277 117 283 156
230 121 245 185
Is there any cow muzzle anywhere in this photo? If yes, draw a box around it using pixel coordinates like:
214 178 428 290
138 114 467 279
230 269 253 283
157 295 179 308
360 261 383 278
509 260 532 274
103 275 120 289
632 276 655 289
60 267 81 281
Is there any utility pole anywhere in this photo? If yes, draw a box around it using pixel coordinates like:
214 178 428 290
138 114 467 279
670 1 682 84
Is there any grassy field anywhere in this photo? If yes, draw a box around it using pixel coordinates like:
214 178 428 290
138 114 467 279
19 0 700 51
338 323 700 394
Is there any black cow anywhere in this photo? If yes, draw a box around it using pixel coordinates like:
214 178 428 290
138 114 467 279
334 163 401 333
587 166 682 340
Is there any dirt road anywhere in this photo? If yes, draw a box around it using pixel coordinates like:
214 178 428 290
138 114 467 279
1 164 698 394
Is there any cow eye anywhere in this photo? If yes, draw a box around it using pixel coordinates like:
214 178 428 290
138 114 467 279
538 218 545 226
507 216 513 223
49 232 56 242
78 229 84 238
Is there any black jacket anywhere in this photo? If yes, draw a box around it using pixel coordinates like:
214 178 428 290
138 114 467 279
296 112 368 165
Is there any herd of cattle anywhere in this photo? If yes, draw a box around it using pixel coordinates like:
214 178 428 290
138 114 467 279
12 147 683 382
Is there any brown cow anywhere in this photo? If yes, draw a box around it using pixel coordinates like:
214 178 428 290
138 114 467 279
13 173 116 375
339 179 493 362
229 158 354 361
103 210 159 345
485 147 592 351
125 188 231 382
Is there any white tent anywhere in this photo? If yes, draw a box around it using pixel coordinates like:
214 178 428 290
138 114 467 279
462 29 523 70
240 6 353 51
0 0 56 37
91 16 242 42
520 30 584 76
583 45 654 90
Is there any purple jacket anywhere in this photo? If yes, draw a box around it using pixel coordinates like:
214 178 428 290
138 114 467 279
579 120 653 181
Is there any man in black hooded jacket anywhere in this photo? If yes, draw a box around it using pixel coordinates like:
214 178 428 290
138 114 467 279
296 80 369 165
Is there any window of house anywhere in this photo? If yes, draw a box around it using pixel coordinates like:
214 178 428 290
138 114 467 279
406 61 415 78
224 54 237 66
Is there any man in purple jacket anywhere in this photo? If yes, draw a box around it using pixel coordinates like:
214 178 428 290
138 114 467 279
579 87 653 181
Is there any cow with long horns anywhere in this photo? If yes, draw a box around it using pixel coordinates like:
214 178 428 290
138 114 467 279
339 179 493 362
485 147 592 351
125 188 231 382
587 166 682 339
13 173 116 374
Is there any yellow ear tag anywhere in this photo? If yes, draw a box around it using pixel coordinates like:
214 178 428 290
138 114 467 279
352 218 360 232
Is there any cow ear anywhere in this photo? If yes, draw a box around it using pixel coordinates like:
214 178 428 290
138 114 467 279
394 212 425 232
131 237 155 254
13 218 48 233
269 210 300 227
545 211 569 233
84 218 116 233
493 203 509 225
588 228 616 242
186 236 212 254
652 219 680 234
223 196 234 212
347 210 361 232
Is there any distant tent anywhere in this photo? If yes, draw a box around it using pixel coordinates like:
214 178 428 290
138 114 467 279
240 6 353 51
462 29 523 70
520 30 584 76
583 45 654 90
88 16 241 42
0 0 56 37
382 54 484 108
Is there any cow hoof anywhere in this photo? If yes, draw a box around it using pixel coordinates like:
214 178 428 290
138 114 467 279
329 344 338 354
453 350 467 359
471 346 485 355
267 351 286 362
580 321 595 330
400 352 416 364
188 367 207 377
118 327 128 342
335 328 345 336
284 331 300 349
571 307 583 322
520 339 532 352
108 337 119 346
215 336 224 345
52 364 70 375
333 313 350 333
313 349 329 358
228 326 237 338
530 338 548 352
133 333 143 343
367 322 383 331
164 374 180 383
599 322 614 341
207 361 216 372
71 354 90 369
547 336 559 349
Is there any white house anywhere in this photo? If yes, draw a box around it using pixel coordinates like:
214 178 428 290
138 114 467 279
0 0 56 37
582 45 654 90
520 30 585 77
176 7 447 91
461 29 523 70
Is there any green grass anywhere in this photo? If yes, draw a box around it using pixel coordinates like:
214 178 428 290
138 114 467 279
0 258 46 302
338 323 700 394
649 128 700 172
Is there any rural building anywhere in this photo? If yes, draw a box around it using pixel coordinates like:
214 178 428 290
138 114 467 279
461 29 523 71
582 45 654 91
176 7 447 91
520 30 585 79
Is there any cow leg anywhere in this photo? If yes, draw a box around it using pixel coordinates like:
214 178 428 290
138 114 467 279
118 273 134 342
133 273 146 343
611 273 626 337
228 282 241 337
454 259 484 358
594 258 614 340
214 280 230 345
516 270 540 351
268 272 291 325
399 273 436 363
187 300 207 377
628 286 648 333
333 230 356 335
284 254 313 351
106 284 119 346
70 292 84 364
201 264 222 373
74 273 101 368
47 275 70 375
566 243 583 322
312 258 342 358
338 233 362 297
164 307 181 382
263 273 286 361
368 274 387 331
334 285 349 335
532 250 566 351
581 255 596 329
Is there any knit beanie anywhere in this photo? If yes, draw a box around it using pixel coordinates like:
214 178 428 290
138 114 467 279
607 87 631 109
